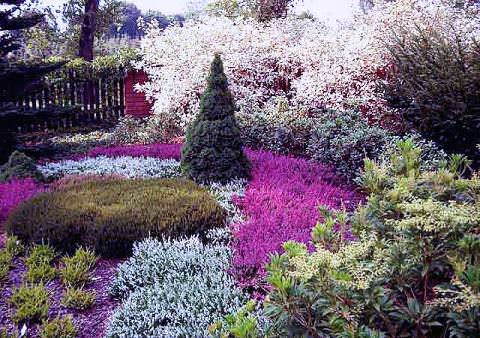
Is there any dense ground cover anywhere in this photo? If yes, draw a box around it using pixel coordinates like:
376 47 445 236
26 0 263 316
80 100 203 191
233 150 360 293
0 179 44 225
0 142 361 337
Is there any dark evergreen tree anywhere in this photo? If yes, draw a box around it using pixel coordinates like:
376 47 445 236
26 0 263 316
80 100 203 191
181 54 250 184
0 0 63 163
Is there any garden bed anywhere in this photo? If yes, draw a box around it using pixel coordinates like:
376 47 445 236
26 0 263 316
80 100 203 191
0 143 360 337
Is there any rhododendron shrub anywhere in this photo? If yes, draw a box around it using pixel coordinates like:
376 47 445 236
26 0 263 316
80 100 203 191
0 179 44 225
232 150 360 292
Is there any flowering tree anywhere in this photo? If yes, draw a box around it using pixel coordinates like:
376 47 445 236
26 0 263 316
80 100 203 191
135 0 479 133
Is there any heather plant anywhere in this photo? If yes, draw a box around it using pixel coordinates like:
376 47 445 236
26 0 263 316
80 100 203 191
209 300 265 338
6 178 226 256
39 315 77 338
233 150 359 292
236 98 314 156
38 156 181 180
239 140 480 337
0 179 44 225
206 179 246 224
107 237 246 337
110 116 181 145
0 237 23 281
10 284 50 323
24 244 57 283
0 250 12 281
61 288 96 310
307 110 392 181
0 151 44 182
60 248 98 288
87 143 182 160
181 54 250 184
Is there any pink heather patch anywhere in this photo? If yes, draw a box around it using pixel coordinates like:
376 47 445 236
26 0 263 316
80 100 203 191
233 150 361 293
87 143 182 160
0 179 44 225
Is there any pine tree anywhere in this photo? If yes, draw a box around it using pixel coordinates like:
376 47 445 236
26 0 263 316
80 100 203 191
0 0 63 163
181 54 250 184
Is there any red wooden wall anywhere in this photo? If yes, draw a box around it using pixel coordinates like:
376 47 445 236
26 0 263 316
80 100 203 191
124 70 153 118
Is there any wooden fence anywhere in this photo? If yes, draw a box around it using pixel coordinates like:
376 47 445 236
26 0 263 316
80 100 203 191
13 70 125 133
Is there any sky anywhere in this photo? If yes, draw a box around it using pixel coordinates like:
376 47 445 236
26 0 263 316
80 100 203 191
42 0 356 20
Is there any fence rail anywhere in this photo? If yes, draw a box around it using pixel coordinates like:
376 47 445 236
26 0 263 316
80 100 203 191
13 69 125 133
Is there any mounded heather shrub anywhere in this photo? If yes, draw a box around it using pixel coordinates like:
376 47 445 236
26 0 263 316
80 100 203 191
38 156 180 180
307 110 391 181
0 151 44 182
233 150 360 293
6 178 226 256
110 116 182 145
87 143 182 160
236 99 314 156
0 179 44 225
107 237 246 337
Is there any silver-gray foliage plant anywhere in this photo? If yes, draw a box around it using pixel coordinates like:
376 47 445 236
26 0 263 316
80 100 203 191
107 237 246 338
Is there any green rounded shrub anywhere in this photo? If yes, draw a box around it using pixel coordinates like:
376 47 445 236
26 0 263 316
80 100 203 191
0 151 43 182
6 178 226 256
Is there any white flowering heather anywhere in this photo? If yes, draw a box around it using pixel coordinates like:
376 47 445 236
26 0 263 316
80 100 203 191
107 237 246 338
206 179 246 224
38 156 181 180
136 1 479 131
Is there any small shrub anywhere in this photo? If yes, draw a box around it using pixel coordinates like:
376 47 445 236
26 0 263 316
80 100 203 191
0 179 44 225
209 300 262 338
110 116 181 145
4 236 24 256
24 244 56 283
0 236 23 281
38 156 181 180
39 315 77 338
6 178 226 256
107 237 246 337
384 21 480 163
307 110 391 181
249 140 480 337
0 328 18 338
181 54 250 184
0 250 12 281
0 151 43 182
10 284 50 323
233 150 359 291
60 248 97 288
236 98 314 156
61 288 95 310
87 143 182 160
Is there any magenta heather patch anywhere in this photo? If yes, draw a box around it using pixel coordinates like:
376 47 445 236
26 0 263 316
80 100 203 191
87 143 182 160
0 179 44 225
233 150 360 292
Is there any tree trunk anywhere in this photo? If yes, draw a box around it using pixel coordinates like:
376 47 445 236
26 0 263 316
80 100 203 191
78 0 99 61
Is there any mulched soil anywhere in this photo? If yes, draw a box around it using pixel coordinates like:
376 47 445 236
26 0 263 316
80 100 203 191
0 232 123 338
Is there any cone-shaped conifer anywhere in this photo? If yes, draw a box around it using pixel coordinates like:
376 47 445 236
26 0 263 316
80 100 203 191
181 54 250 184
